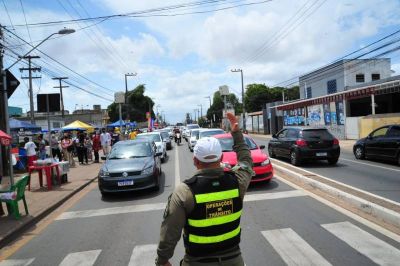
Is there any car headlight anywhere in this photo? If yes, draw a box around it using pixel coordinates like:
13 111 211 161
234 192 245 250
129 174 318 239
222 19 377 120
221 162 232 169
260 158 271 166
142 166 153 175
99 169 110 177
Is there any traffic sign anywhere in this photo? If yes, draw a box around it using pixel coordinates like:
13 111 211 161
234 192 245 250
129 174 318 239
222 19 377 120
0 70 21 98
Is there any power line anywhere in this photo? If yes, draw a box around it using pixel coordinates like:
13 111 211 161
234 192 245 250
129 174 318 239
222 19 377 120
19 0 33 44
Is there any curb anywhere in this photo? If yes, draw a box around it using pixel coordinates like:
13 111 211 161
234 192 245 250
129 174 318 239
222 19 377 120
0 176 97 249
273 163 400 230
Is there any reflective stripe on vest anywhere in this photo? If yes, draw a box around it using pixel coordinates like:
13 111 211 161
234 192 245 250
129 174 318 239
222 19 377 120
188 210 242 227
194 188 239 203
189 226 241 244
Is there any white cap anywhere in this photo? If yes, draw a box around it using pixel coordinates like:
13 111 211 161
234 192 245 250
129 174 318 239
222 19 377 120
193 137 222 163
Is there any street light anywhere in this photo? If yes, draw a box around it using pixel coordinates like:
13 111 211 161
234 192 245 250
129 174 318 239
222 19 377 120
124 72 137 104
1 27 75 186
205 96 212 127
231 68 246 131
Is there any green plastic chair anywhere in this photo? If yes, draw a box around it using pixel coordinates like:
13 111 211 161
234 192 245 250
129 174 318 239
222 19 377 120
0 175 29 219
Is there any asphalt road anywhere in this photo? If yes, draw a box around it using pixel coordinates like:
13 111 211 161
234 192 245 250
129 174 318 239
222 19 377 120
2 140 400 266
251 136 400 203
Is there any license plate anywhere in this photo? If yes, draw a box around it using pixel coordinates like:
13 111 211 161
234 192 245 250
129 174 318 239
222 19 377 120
316 152 327 157
117 180 134 186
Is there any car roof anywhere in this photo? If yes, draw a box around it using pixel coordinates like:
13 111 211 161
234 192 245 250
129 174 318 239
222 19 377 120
213 133 250 138
138 131 161 135
114 139 153 144
283 127 329 131
199 128 224 132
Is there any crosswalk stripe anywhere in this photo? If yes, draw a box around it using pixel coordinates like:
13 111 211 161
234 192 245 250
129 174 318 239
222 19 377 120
128 244 158 266
322 221 400 266
261 228 332 266
59 250 101 266
56 191 306 220
0 259 35 266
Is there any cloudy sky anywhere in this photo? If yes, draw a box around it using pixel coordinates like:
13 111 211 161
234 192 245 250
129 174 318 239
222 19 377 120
2 0 400 123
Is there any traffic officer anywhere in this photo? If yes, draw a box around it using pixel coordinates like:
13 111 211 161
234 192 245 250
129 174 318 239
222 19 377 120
155 113 253 266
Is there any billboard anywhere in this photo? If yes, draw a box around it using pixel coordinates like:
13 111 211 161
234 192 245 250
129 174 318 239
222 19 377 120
37 93 61 112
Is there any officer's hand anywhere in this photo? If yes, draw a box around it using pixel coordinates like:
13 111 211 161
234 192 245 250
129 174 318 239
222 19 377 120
227 112 239 132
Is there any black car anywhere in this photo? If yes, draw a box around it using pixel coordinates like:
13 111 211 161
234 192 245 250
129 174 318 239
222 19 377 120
98 139 162 196
268 127 340 166
353 124 400 165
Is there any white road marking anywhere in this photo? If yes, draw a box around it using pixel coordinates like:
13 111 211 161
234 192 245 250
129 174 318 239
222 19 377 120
275 175 400 243
0 259 35 266
175 143 181 188
56 202 166 220
243 190 305 202
262 228 332 266
59 250 101 266
56 190 306 220
340 157 400 173
322 221 400 266
272 159 400 208
128 244 157 266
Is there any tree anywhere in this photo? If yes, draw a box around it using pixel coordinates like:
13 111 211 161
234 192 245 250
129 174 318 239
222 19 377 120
107 84 155 122
244 84 300 112
206 89 242 123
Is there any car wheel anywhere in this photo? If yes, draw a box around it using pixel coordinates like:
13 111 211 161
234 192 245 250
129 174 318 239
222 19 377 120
290 150 301 166
100 190 109 197
354 146 365 159
268 145 276 158
328 157 339 165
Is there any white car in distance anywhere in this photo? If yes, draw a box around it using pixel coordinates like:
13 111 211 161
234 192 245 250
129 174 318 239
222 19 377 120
136 132 167 163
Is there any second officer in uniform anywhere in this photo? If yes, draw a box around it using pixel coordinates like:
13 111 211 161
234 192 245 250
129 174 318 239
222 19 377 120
156 113 253 265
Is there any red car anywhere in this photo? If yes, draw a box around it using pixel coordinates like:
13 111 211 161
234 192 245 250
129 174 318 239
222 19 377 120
214 134 274 183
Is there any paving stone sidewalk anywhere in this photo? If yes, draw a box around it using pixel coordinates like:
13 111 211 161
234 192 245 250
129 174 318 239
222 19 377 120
0 161 102 248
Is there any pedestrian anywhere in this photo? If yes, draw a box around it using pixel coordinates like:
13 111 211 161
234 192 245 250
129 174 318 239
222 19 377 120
92 131 101 163
76 132 88 165
50 134 62 161
100 128 111 155
24 137 37 167
61 134 75 167
37 135 47 160
84 135 93 162
129 129 137 140
155 113 253 266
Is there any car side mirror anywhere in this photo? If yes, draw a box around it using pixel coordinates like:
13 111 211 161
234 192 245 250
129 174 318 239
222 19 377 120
259 145 265 149
101 156 107 160
367 135 373 139
272 134 277 139
156 152 162 157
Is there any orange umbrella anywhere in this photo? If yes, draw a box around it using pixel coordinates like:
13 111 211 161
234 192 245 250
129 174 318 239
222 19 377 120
0 130 12 146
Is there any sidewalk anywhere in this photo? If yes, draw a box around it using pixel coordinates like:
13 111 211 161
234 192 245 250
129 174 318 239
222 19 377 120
0 161 102 248
249 133 357 150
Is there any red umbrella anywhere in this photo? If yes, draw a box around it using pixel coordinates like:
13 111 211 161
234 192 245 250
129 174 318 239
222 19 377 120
0 130 12 146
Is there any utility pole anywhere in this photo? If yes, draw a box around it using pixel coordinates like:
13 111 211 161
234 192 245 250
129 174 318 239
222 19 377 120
124 73 136 104
205 96 212 127
198 104 202 119
231 68 246 131
193 109 197 122
20 55 41 124
52 77 68 117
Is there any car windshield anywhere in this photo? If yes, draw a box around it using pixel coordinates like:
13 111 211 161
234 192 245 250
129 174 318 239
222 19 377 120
301 129 333 140
160 132 169 139
108 142 152 159
199 130 225 138
187 125 199 129
218 136 258 151
191 130 200 139
137 134 162 142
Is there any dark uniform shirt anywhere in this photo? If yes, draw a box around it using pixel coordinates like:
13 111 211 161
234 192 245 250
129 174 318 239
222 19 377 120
156 130 253 265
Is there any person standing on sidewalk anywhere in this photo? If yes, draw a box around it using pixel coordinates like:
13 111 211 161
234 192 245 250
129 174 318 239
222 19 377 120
61 134 75 167
155 113 253 266
37 135 47 160
100 128 111 155
92 131 101 163
50 134 62 161
84 136 93 162
24 137 37 167
76 132 88 165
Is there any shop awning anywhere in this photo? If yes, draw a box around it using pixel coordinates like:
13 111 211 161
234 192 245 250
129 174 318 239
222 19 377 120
0 130 12 146
9 118 42 132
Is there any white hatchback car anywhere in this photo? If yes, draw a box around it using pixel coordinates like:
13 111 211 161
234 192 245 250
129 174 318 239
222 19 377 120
136 132 167 162
188 129 200 152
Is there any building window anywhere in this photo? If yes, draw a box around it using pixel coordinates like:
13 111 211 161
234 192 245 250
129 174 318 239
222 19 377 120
327 79 337 94
372 73 380 81
306 87 312 99
356 74 365 83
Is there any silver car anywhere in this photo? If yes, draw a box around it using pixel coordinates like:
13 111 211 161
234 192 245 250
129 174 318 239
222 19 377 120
198 128 225 139
98 140 162 196
188 129 200 152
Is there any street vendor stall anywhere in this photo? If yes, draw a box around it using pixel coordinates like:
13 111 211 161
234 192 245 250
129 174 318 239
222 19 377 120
63 120 94 132
9 118 42 144
0 130 13 215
